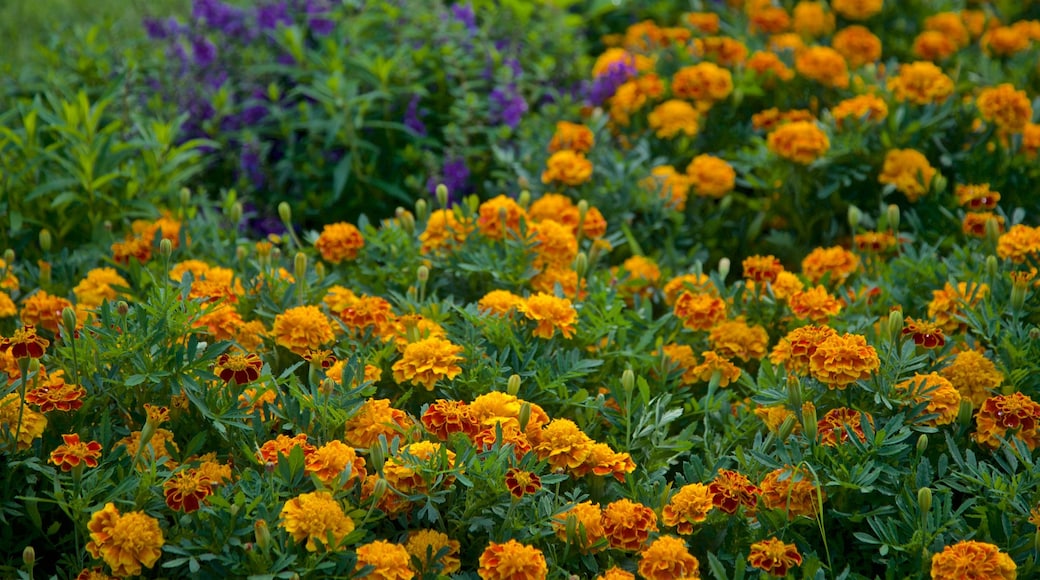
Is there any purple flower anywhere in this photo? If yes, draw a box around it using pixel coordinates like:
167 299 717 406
306 0 336 35
426 157 470 200
191 35 219 67
584 60 635 107
489 84 528 129
193 0 251 39
143 17 184 40
257 2 292 31
403 95 427 136
240 142 265 190
450 2 477 34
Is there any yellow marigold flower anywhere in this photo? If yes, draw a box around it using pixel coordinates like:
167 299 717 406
533 418 593 471
769 271 806 301
832 25 882 68
793 1 835 38
541 150 593 187
315 222 365 263
795 46 849 88
748 537 803 577
832 94 888 126
305 439 366 488
801 245 858 284
614 255 660 296
391 336 463 391
609 80 648 126
896 373 961 426
691 351 742 386
478 540 547 580
519 293 578 339
981 26 1031 57
770 324 838 375
602 499 658 551
977 84 1033 133
86 503 164 577
638 536 701 580
344 398 413 448
663 483 715 534
927 281 988 333
530 220 578 270
478 290 525 317
974 392 1040 451
661 344 699 386
930 540 1016 579
272 305 334 355
767 121 830 164
643 165 692 210
809 332 879 389
925 12 970 48
280 491 354 552
477 195 528 240
73 268 129 308
420 209 471 255
816 407 871 445
549 121 595 153
554 501 606 552
888 61 954 105
831 0 882 20
337 295 396 338
354 540 414 580
709 318 769 361
674 292 727 331
671 62 733 104
647 100 700 139
746 51 795 83
686 154 735 198
998 224 1040 263
760 465 824 519
0 292 15 318
686 12 720 34
405 529 461 575
941 350 1003 408
789 285 842 323
578 441 636 482
471 391 550 431
0 393 47 451
663 273 715 305
755 403 802 434
692 36 749 67
20 290 73 334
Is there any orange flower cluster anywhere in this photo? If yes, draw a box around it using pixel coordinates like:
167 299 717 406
420 209 472 255
817 407 871 446
831 0 883 20
896 373 961 426
73 267 129 308
789 286 842 324
344 398 414 448
519 293 578 339
760 465 824 519
272 305 334 354
647 100 700 139
305 440 366 488
887 61 954 105
549 121 594 153
879 149 937 202
532 418 635 481
315 222 365 263
638 536 701 580
930 540 1016 580
392 336 464 390
709 469 760 514
927 281 988 333
86 503 165 577
766 121 830 164
504 468 541 499
832 94 888 126
686 154 736 198
602 498 658 551
478 540 547 580
902 318 945 349
213 351 263 385
354 540 414 579
998 224 1040 263
541 150 594 186
25 370 85 412
940 350 1003 407
795 46 849 88
801 245 858 285
974 392 1040 450
280 491 355 552
50 433 102 471
832 26 882 67
0 393 48 450
671 62 733 106
477 195 528 240
20 292 73 334
663 482 715 534
808 332 879 389
748 537 803 577
708 318 769 361
405 529 461 575
674 291 727 331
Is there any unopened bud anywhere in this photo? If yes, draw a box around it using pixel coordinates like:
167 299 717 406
986 255 999 279
518 190 531 210
802 402 818 444
847 205 862 232
574 252 588 280
888 309 904 342
39 229 52 253
62 307 78 334
518 402 531 432
778 415 797 441
415 199 428 223
886 204 900 232
22 546 34 567
371 477 388 502
254 520 271 552
264 461 276 474
916 434 929 454
957 399 974 427
314 261 326 281
985 217 1001 248
293 252 307 281
370 441 386 473
917 487 932 514
397 208 415 234
718 257 730 279
278 202 292 224
1011 281 1028 312
621 368 635 395
417 265 429 283
28 358 40 376
577 200 589 223
436 184 449 208
159 238 173 260
179 187 192 208
507 374 521 396
230 202 243 225
787 380 803 410
116 301 129 317
932 174 947 195
38 260 51 286
3 249 14 266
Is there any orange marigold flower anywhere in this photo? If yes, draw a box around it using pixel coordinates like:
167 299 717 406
305 439 366 488
896 373 961 426
663 273 715 305
602 499 658 551
771 324 839 375
941 350 1003 408
20 291 73 334
472 421 533 459
478 289 525 317
554 501 605 552
549 121 595 153
541 150 593 186
686 12 720 34
25 370 85 412
405 529 461 575
832 25 882 68
754 404 801 434
280 491 355 552
793 1 835 38
760 465 824 519
671 62 733 104
638 535 701 580
902 317 946 349
709 469 760 514
914 30 958 61
50 433 102 471
663 483 715 534
795 46 849 88
519 293 578 339
930 540 1016 579
86 503 164 577
647 100 700 139
579 442 636 482
478 540 547 580
477 195 528 240
709 318 769 361
691 351 742 386
925 12 970 47
316 222 365 263
422 399 479 440
111 235 152 266
392 336 464 391
748 537 803 577
746 51 795 83
591 48 639 77
272 305 334 355
974 392 1040 450
355 540 414 580
832 94 888 126
643 165 692 210
686 154 735 198
661 343 699 385
749 5 790 35
75 567 113 580
674 291 727 331
981 26 1031 57
213 351 263 385
420 209 472 255
998 224 1040 263
257 433 315 464
767 121 830 164
854 231 898 253
817 407 871 445
789 286 843 324
163 468 213 513
533 418 593 471
808 332 879 389
344 398 413 448
530 220 578 270
888 61 954 105
955 183 1001 210
927 281 988 333
505 467 541 498
0 393 47 450
743 254 785 284
977 84 1033 133
801 245 858 284
73 267 129 308
831 0 882 20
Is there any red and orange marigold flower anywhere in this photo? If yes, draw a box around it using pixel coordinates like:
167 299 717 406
709 469 760 515
748 537 803 577
0 325 49 359
213 352 264 385
504 468 542 499
50 433 102 471
663 483 715 534
26 370 85 412
638 535 701 580
602 499 658 551
808 332 879 389
86 503 165 577
760 465 824 519
163 468 213 513
974 392 1040 451
478 539 548 580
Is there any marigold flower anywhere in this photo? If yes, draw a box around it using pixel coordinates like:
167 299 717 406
792 1 835 38
505 467 542 498
663 483 715 534
709 318 769 361
817 407 871 445
661 344 699 385
913 30 958 61
801 245 859 284
50 433 102 471
691 351 742 386
896 373 961 426
422 399 479 440
86 503 164 577
420 209 471 255
748 537 803 577
789 286 843 324
549 121 594 153
541 150 594 186
974 392 1040 450
854 231 898 253
795 46 849 88
117 428 177 467
664 273 715 305
647 100 700 139
832 25 882 67
760 465 824 519
591 48 640 77
272 305 334 355
831 0 882 20
477 195 528 240
832 94 888 126
770 32 806 53
638 535 701 580
392 336 464 391
743 255 784 284
671 62 733 104
755 404 802 434
927 281 988 333
212 351 263 385
602 499 658 551
749 5 790 35
25 370 84 412
111 235 152 265
902 317 946 349
770 324 839 375
472 422 533 459
767 121 830 164
686 154 735 198
163 468 213 513
579 442 636 482
888 61 954 105
553 501 605 552
75 567 113 580
344 398 413 448
808 332 879 389
981 26 1031 57
0 393 47 451
709 469 760 514
674 292 727 331
519 293 578 339
977 84 1033 133
998 224 1040 263
532 418 593 471
257 433 315 464
73 267 129 308
405 529 461 575
352 540 413 580
955 184 1000 210
530 220 578 270
315 222 365 263
643 165 692 210
21 291 74 334
478 540 548 580
925 12 970 47
930 540 1016 579
305 439 366 488
280 491 354 552
940 350 1003 407
686 12 720 34
746 51 795 83
478 290 525 317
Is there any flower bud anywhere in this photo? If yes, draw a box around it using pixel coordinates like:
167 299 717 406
957 399 974 427
159 238 173 260
718 257 731 280
254 520 271 552
264 461 276 474
314 261 325 281
22 546 34 567
621 368 635 396
886 204 900 232
888 309 904 342
985 216 1001 249
370 441 386 473
573 252 588 280
278 202 292 225
38 260 51 286
397 207 415 235
62 306 79 335
577 200 589 224
116 301 129 317
415 198 429 223
507 374 521 396
786 379 802 410
916 434 928 454
932 174 947 195
917 487 932 514
847 205 862 232
371 477 388 503
986 255 999 280
436 184 449 208
518 190 531 210
28 357 40 376
293 252 307 282
778 415 797 441
802 402 818 444
3 249 14 266
417 265 429 284
230 202 243 225
179 187 192 208
518 402 532 432
1011 280 1028 312
39 229 52 253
